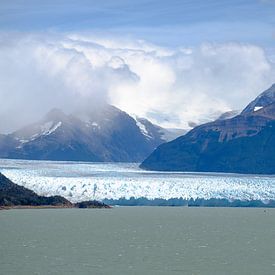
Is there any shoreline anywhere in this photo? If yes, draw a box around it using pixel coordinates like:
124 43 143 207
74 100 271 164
1 205 274 210
0 205 111 210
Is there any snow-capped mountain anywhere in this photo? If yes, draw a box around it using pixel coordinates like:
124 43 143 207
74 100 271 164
0 105 184 162
141 84 275 174
133 116 186 142
242 83 275 114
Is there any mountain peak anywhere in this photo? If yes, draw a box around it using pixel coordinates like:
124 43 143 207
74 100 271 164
242 83 275 114
0 104 182 162
141 84 275 174
44 108 67 122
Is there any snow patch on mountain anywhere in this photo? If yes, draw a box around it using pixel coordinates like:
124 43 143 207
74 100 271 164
254 106 263 112
242 84 275 114
19 139 29 144
42 121 62 136
14 121 62 148
132 114 186 142
135 119 152 139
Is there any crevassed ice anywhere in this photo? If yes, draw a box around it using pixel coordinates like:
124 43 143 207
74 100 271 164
0 159 274 203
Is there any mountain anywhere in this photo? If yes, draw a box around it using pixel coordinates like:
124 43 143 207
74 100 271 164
242 84 275 114
140 84 275 174
217 110 240 120
0 105 183 162
0 172 72 207
133 116 186 142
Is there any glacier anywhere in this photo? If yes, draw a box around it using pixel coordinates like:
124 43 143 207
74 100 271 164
0 159 274 203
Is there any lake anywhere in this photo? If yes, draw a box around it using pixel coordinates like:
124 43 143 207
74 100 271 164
0 207 275 274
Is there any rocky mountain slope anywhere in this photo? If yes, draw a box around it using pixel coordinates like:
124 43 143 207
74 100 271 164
242 83 275 114
0 172 71 207
140 84 275 174
0 172 110 208
0 105 183 162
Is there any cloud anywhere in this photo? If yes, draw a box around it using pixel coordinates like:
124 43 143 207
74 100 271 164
0 32 274 133
107 40 275 128
0 33 137 132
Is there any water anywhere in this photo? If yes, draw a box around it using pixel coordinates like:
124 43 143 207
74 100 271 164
0 207 275 274
0 159 275 203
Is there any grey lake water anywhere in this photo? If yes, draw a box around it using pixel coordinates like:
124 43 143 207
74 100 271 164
1 207 275 275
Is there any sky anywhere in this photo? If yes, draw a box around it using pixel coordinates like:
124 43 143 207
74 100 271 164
0 0 275 132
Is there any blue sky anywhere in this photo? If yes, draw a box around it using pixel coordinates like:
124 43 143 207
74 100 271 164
0 0 275 47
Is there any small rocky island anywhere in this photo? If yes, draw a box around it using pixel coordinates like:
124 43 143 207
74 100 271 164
0 173 110 209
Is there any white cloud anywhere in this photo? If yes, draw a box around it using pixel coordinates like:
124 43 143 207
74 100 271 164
0 32 274 133
108 40 275 128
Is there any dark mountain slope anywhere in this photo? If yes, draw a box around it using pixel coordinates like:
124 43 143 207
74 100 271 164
0 105 182 162
242 84 275 114
0 172 72 207
140 85 275 174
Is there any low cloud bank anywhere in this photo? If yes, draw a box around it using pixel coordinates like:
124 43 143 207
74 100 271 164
0 32 274 133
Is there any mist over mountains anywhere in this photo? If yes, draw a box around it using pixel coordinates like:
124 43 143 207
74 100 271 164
1 83 275 173
1 33 274 134
0 104 185 162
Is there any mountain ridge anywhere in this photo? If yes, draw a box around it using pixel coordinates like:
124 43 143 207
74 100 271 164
0 104 184 162
140 84 275 174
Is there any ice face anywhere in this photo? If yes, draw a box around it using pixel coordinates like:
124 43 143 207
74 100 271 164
0 159 274 203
